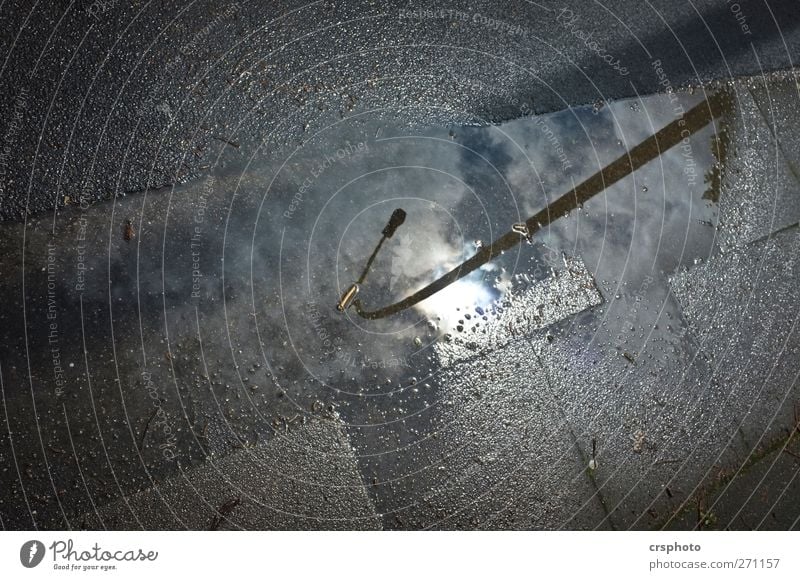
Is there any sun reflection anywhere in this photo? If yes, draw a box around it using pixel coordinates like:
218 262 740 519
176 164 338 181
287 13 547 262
413 245 506 334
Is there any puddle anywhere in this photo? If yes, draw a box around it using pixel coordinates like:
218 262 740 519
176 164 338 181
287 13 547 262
1 87 728 414
265 87 725 395
0 85 733 524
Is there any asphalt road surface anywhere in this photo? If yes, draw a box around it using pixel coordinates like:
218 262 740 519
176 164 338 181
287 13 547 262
0 0 799 530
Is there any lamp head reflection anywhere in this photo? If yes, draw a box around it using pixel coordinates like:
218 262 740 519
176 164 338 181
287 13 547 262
382 208 407 238
339 92 727 322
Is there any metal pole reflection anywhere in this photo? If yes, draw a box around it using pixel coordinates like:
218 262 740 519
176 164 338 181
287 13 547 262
349 92 729 320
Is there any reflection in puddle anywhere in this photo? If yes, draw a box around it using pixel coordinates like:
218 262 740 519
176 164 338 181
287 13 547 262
194 86 726 414
242 88 726 418
412 257 500 336
7 57 800 532
433 254 603 367
329 90 726 356
0 82 733 488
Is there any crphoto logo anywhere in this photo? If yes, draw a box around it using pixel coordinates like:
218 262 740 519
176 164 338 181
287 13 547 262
20 540 46 568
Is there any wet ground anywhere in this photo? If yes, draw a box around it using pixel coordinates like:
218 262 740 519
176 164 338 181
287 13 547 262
2 0 800 221
1 68 799 530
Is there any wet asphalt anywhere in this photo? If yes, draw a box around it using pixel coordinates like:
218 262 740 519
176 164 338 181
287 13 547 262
1 1 799 530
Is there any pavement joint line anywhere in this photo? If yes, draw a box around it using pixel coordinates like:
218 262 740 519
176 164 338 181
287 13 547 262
524 334 617 531
748 79 800 188
652 414 800 530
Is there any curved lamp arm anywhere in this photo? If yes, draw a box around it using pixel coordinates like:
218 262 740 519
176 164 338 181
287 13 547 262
350 92 728 320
